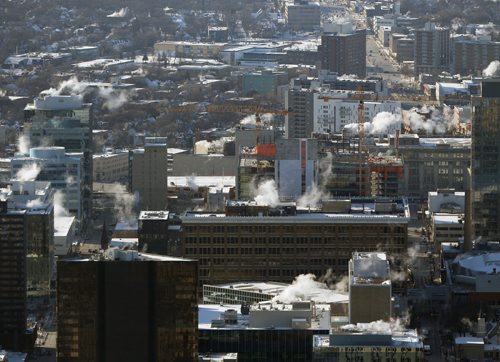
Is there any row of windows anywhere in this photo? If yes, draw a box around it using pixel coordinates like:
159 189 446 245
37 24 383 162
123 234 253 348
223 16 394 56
184 225 406 234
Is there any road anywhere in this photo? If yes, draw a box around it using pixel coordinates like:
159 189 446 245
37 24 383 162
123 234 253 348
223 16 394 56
366 34 405 84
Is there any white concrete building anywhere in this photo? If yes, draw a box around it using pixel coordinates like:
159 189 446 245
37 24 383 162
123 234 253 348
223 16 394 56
275 138 318 200
313 96 402 134
11 147 84 226
54 216 76 256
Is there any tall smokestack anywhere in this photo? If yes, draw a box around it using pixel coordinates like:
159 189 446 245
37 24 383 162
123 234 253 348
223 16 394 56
464 168 472 251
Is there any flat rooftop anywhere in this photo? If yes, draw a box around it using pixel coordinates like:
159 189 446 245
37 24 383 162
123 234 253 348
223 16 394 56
139 211 169 220
169 176 235 188
54 216 75 237
199 303 331 331
182 212 408 224
209 281 289 296
351 252 391 285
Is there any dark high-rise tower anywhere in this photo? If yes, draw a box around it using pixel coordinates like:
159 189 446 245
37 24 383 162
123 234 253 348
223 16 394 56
57 251 198 362
319 28 366 78
0 201 28 351
0 193 51 351
472 79 500 239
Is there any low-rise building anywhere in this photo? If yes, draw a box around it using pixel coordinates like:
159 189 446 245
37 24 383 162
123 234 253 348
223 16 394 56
285 2 321 31
93 151 129 182
153 41 226 59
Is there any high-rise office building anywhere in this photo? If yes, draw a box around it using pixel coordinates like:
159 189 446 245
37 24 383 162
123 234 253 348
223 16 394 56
24 94 92 227
414 22 450 76
285 87 315 139
57 250 198 361
451 36 500 76
319 26 366 78
472 79 500 239
0 201 27 351
0 195 51 351
130 137 168 210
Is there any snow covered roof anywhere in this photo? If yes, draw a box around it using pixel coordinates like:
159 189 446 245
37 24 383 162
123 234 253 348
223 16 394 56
455 336 484 345
433 214 463 225
455 252 500 275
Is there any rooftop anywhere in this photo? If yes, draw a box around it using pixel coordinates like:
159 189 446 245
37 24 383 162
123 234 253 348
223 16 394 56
351 252 391 285
54 216 75 237
139 211 169 220
169 176 235 188
199 302 331 331
210 281 289 296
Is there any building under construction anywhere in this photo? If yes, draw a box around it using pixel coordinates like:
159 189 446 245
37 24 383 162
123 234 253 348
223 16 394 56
324 153 403 197
236 144 276 200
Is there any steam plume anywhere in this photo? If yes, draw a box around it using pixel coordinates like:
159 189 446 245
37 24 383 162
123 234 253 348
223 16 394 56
17 134 30 155
483 60 500 78
296 152 332 208
272 272 348 304
54 190 70 217
43 77 130 111
15 163 41 181
108 183 138 225
254 179 280 207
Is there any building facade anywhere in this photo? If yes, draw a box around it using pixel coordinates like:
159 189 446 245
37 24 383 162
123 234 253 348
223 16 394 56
285 2 321 31
130 137 168 211
285 87 315 139
11 147 84 228
414 22 450 76
180 203 409 286
57 251 198 362
313 98 401 134
472 79 500 239
275 138 318 199
93 151 129 183
319 29 366 78
24 94 92 227
348 252 392 323
388 135 471 199
451 37 500 76
0 199 47 351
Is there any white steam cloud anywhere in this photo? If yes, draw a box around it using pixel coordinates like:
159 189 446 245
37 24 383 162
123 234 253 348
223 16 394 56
17 134 30 155
254 179 280 207
483 60 500 78
403 106 458 135
341 318 407 334
194 139 225 154
98 87 129 111
108 7 130 18
272 272 348 304
15 163 41 182
26 198 44 209
54 190 70 217
344 112 402 136
187 175 199 191
43 76 130 111
108 183 138 225
296 152 332 209
240 113 273 126
44 76 87 97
